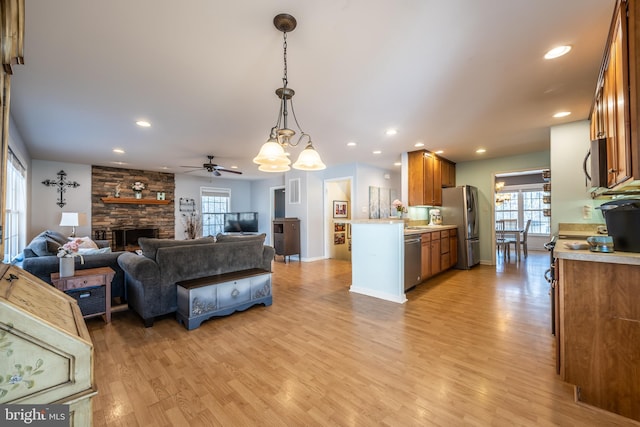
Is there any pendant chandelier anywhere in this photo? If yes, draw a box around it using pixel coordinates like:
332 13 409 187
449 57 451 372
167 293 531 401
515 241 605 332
253 14 326 172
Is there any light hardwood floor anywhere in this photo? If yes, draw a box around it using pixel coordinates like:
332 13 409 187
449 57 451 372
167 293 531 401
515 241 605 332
88 253 638 426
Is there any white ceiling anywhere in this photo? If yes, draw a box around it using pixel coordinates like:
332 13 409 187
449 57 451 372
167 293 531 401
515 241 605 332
10 0 615 180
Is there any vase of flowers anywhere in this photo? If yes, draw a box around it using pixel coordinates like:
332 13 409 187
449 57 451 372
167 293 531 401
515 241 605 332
392 199 407 218
131 181 145 199
57 238 85 277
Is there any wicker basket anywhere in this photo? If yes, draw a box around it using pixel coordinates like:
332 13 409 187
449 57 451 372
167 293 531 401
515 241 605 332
66 286 106 316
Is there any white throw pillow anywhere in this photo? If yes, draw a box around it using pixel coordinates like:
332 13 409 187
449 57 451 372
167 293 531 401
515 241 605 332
74 236 99 249
77 247 111 255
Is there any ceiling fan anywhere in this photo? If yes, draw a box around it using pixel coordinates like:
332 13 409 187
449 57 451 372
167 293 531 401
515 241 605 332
181 155 243 177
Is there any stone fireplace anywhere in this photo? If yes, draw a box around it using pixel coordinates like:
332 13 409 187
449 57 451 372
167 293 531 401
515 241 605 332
91 166 175 249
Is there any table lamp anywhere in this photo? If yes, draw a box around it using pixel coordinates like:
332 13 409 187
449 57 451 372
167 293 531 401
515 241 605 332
59 212 82 237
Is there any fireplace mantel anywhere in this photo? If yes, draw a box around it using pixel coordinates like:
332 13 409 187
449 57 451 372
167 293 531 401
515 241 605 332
101 197 171 205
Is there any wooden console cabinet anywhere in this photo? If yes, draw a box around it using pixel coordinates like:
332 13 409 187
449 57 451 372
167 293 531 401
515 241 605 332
176 268 272 330
273 218 300 262
0 264 96 426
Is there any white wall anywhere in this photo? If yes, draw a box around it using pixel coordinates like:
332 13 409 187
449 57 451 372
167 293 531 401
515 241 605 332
30 160 92 240
550 120 605 231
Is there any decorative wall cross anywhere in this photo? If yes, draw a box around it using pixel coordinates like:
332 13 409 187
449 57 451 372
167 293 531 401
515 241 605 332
42 170 80 207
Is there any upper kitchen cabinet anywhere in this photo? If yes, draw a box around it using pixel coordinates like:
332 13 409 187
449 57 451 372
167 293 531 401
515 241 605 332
589 0 640 189
408 150 443 206
440 159 456 188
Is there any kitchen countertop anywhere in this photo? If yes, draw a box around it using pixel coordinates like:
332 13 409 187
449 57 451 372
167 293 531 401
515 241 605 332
404 225 457 235
555 239 640 266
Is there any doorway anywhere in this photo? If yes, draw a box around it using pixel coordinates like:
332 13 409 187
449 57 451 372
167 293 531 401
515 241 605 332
274 187 285 218
493 169 551 265
324 177 353 261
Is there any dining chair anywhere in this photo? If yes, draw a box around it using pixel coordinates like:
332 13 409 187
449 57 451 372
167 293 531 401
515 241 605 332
495 220 510 261
519 219 532 258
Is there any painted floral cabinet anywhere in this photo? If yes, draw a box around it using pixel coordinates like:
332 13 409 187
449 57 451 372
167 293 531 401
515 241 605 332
0 264 96 426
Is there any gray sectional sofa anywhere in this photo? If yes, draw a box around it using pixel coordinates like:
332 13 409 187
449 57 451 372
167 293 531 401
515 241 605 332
117 234 275 327
21 230 126 299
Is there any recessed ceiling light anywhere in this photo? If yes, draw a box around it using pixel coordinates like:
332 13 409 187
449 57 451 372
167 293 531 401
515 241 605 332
230 165 238 169
476 148 486 154
385 129 397 136
544 45 572 59
394 162 402 166
111 161 127 165
136 120 151 127
373 150 382 154
347 141 357 147
435 150 444 154
113 148 125 154
553 111 571 118
415 142 424 147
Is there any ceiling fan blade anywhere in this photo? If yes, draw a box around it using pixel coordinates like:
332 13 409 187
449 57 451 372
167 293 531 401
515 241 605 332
214 165 243 174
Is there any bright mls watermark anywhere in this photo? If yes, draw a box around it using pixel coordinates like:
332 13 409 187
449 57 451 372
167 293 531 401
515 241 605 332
0 405 68 426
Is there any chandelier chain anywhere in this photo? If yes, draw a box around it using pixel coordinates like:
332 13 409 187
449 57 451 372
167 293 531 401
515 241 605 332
282 32 288 87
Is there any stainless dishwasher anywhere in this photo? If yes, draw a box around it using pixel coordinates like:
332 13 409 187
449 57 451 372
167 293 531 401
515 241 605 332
404 234 422 291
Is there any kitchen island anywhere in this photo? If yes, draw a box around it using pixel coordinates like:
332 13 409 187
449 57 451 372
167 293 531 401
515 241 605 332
555 242 640 422
350 220 457 303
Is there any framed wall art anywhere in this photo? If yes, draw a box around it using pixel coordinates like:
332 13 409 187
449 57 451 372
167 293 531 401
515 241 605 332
333 200 348 218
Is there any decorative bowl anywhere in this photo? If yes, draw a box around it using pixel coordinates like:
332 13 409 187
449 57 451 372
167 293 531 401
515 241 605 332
586 236 614 253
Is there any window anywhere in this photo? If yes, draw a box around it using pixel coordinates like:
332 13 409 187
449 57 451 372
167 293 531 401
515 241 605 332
201 187 230 236
4 148 27 263
495 186 550 235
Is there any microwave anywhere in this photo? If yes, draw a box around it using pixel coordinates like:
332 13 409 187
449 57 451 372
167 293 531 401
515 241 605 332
584 138 607 189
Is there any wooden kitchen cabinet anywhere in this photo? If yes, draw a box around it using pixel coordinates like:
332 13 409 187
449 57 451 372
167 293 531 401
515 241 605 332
430 234 441 276
440 159 456 188
557 257 640 422
449 228 458 268
408 150 442 206
439 230 450 271
420 232 431 279
589 0 640 189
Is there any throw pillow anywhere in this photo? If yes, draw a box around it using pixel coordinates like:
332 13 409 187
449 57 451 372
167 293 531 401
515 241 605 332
45 237 63 255
43 230 68 246
76 236 99 249
25 237 50 257
78 247 111 255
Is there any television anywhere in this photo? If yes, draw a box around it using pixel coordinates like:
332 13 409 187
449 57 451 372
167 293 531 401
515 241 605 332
223 212 259 233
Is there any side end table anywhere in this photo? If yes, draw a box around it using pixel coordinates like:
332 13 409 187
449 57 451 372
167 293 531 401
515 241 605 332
51 266 115 323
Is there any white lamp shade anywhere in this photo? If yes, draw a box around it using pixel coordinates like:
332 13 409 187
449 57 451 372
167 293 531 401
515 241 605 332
252 141 291 166
59 212 80 227
293 144 326 171
258 163 291 173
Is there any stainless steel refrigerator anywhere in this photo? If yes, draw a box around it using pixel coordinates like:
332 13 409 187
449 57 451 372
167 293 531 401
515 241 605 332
441 185 480 269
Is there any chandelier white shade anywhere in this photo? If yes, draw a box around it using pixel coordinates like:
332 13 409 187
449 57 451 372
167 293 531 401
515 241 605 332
292 143 326 171
254 13 326 172
252 139 290 166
